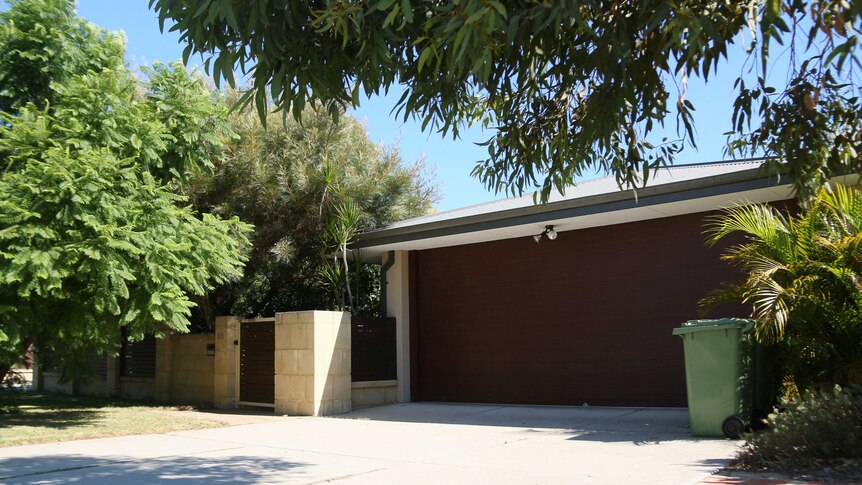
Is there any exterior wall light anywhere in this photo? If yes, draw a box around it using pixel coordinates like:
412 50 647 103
533 225 558 243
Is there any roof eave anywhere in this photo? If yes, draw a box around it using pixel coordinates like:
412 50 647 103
355 167 787 249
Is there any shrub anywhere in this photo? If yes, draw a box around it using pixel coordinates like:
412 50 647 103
734 386 862 474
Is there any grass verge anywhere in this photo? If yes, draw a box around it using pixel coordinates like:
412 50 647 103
0 391 227 447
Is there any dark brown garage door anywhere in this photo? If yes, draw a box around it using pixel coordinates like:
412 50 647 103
412 210 742 407
240 321 274 405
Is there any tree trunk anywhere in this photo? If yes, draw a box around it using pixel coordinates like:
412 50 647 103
342 241 354 314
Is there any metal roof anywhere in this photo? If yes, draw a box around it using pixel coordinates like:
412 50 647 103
355 159 797 257
390 159 766 229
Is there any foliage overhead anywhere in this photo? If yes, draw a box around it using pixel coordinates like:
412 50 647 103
0 0 125 114
152 0 861 201
701 184 862 390
187 98 436 321
0 0 251 380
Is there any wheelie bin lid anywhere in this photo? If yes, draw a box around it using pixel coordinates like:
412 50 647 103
672 318 755 335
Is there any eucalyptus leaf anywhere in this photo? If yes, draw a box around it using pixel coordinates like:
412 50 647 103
150 0 861 202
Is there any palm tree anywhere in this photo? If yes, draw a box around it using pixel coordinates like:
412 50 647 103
322 200 363 314
701 184 862 391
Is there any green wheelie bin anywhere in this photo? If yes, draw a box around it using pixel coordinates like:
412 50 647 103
672 318 764 439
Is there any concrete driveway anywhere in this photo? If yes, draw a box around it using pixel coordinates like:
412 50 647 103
0 403 739 484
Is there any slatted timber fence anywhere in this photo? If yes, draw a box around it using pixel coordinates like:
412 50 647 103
351 316 396 382
120 332 156 378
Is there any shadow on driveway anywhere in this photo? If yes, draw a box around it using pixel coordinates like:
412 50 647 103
0 454 308 484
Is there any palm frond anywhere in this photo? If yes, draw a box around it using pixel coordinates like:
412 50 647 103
819 184 862 237
705 204 794 262
833 232 862 275
742 277 791 344
697 282 748 317
746 253 791 281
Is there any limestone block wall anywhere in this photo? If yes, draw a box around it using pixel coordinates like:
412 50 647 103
213 316 239 408
40 357 156 400
154 337 172 402
37 310 354 416
40 371 114 396
40 332 215 406
352 380 398 409
40 354 118 396
39 372 71 394
118 377 154 401
274 311 351 416
166 334 215 406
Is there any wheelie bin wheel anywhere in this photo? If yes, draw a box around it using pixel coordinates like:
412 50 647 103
722 416 745 439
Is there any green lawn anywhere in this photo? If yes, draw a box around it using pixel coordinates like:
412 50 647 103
0 391 227 447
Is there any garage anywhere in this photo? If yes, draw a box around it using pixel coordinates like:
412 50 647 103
411 211 737 407
356 160 800 407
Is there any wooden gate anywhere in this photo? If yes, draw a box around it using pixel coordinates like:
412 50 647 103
239 320 275 407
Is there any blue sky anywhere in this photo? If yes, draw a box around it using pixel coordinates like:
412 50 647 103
75 1 782 211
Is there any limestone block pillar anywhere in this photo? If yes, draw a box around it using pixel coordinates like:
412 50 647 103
154 335 173 402
214 316 239 409
274 311 351 416
32 353 43 391
105 353 120 396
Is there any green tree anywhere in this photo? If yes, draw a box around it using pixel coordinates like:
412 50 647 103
0 0 252 381
701 184 862 391
0 0 124 113
186 99 436 323
152 0 861 202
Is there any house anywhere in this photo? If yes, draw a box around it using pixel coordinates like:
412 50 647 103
355 160 828 407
